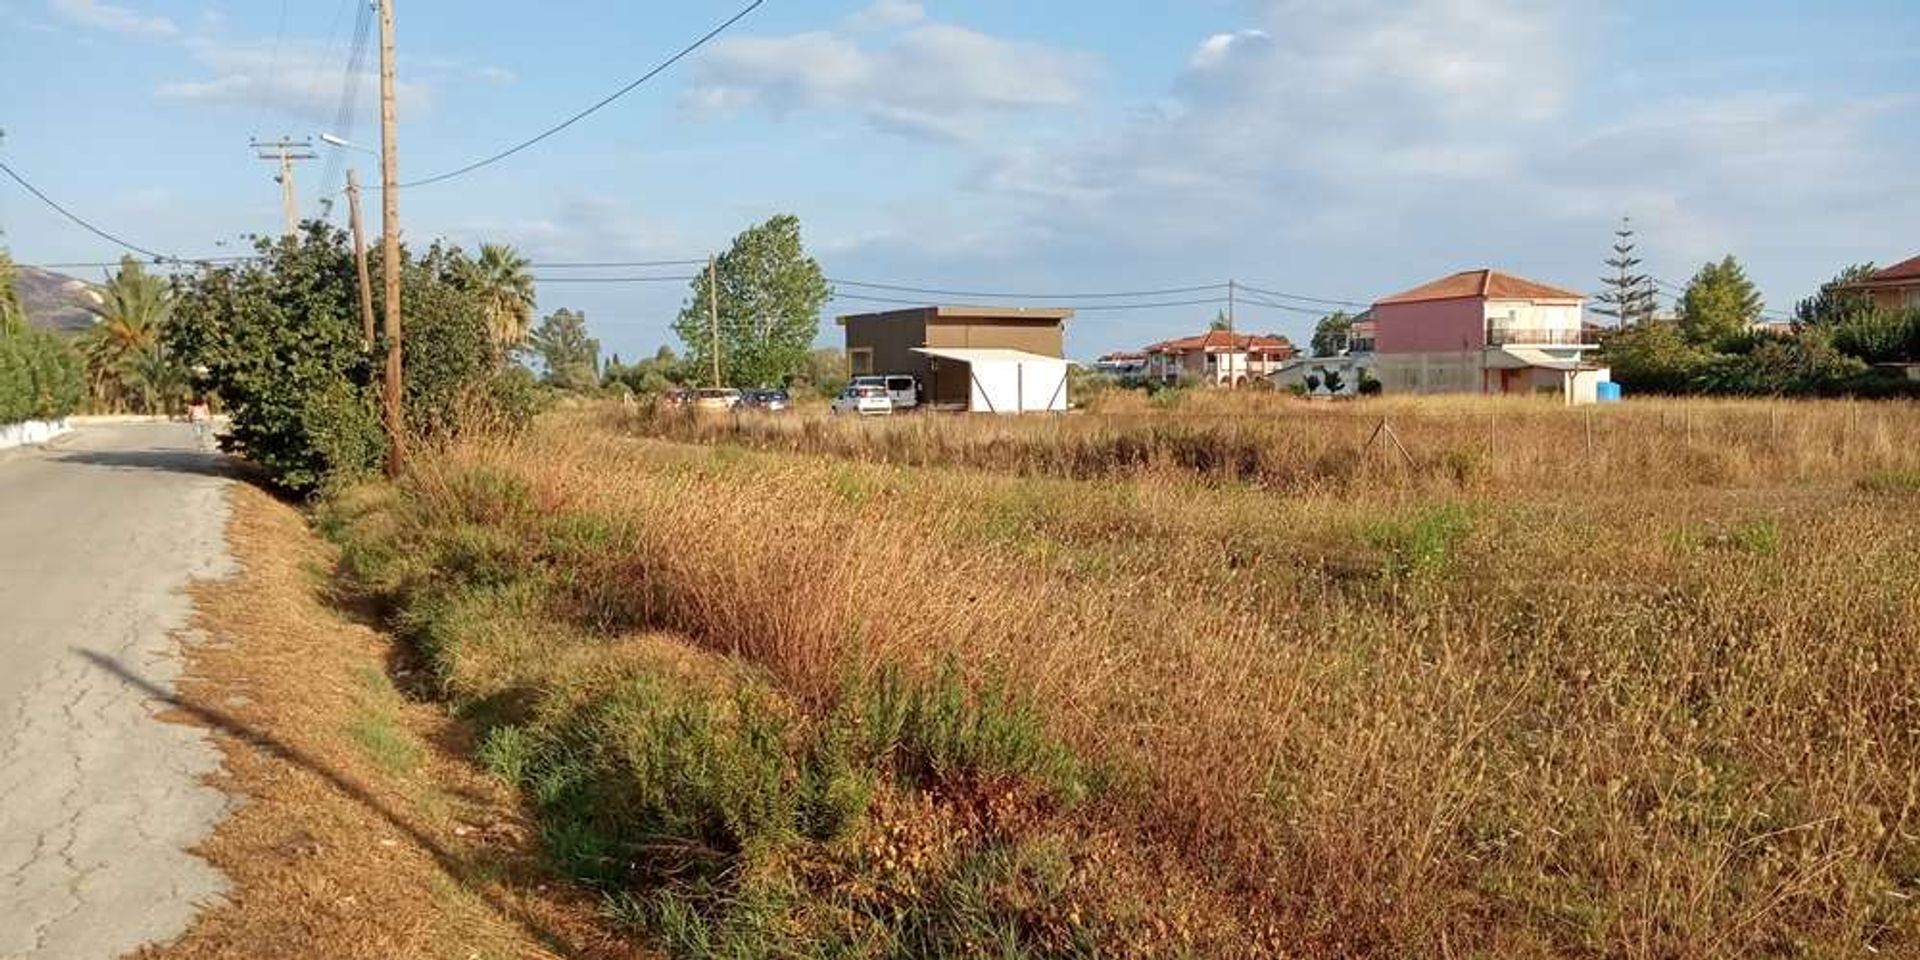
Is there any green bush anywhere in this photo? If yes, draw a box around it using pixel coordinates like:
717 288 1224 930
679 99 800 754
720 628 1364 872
0 329 85 424
168 226 538 493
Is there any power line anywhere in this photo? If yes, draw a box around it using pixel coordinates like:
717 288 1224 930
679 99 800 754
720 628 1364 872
1235 282 1367 308
832 291 1230 313
530 258 708 269
318 0 376 217
828 278 1227 299
397 0 766 190
0 159 171 261
1237 295 1329 316
533 274 699 284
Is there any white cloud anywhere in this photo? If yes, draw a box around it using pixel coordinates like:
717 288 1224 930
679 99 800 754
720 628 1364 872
157 38 430 119
848 0 925 30
49 0 176 36
688 17 1092 142
474 65 518 86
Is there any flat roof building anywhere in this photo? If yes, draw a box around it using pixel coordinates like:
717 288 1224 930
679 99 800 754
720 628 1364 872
837 305 1074 413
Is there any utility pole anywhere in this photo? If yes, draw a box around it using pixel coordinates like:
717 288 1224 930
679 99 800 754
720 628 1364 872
1226 278 1238 389
344 169 376 350
707 255 722 388
250 137 316 237
377 0 405 477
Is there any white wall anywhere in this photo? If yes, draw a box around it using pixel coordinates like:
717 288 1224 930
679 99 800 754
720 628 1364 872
1484 300 1583 332
968 360 1070 414
0 418 71 452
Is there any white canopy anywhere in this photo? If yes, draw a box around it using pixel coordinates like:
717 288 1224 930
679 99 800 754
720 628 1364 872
911 347 1070 414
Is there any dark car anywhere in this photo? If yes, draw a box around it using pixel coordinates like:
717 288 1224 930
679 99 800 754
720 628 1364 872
741 389 791 412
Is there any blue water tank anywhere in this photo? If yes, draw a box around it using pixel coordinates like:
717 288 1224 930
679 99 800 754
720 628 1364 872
1596 381 1623 403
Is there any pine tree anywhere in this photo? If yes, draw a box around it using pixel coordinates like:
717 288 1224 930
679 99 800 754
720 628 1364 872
1592 217 1656 328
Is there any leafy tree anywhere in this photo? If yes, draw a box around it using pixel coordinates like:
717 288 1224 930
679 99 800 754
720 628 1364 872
1593 217 1656 328
0 329 84 423
604 344 689 395
169 223 533 494
795 346 849 396
1795 264 1878 328
529 308 600 391
464 243 536 359
1310 311 1353 356
78 257 175 412
0 250 25 337
1322 369 1346 394
673 215 831 388
1831 307 1920 364
1602 321 1712 394
1679 255 1762 348
1209 310 1230 332
1694 328 1870 396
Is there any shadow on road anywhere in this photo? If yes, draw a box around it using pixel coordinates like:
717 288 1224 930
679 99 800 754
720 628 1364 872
54 448 238 480
74 648 593 960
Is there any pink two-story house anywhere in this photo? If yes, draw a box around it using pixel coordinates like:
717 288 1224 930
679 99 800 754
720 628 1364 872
1370 269 1611 403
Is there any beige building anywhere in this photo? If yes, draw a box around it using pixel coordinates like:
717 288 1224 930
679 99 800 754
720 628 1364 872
837 305 1073 412
1841 255 1920 310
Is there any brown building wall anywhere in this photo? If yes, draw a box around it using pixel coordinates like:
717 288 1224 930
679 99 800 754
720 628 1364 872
843 313 931 378
924 318 1065 357
842 311 1068 385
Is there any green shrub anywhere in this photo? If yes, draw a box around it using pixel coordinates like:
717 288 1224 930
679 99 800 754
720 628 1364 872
0 329 85 423
168 225 538 494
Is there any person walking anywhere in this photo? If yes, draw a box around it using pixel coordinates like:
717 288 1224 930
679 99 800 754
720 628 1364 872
186 396 213 449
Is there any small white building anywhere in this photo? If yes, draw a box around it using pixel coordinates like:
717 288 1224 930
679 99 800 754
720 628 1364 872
911 347 1070 414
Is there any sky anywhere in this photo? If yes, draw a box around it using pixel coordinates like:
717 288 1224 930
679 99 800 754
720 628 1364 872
2 0 1917 361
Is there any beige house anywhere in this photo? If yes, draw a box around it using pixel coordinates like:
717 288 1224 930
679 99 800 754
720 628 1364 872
1841 255 1920 310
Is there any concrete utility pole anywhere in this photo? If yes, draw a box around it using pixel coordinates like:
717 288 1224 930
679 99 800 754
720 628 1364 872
377 0 405 477
1226 278 1238 388
250 138 316 237
344 169 376 350
708 255 722 388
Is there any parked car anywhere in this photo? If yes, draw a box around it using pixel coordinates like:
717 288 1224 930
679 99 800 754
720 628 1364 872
742 388 791 412
692 387 743 411
831 384 893 416
852 374 920 411
660 387 693 408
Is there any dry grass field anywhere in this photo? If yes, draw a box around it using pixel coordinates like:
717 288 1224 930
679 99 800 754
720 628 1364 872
329 393 1920 957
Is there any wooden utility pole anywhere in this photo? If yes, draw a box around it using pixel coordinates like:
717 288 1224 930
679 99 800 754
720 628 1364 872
377 0 405 477
707 255 722 388
251 137 316 237
345 169 376 350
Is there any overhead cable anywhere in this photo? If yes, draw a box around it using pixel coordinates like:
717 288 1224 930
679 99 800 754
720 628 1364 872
0 160 172 261
828 278 1227 300
398 0 767 189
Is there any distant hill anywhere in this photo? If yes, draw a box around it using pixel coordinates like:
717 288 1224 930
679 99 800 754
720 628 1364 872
14 265 101 335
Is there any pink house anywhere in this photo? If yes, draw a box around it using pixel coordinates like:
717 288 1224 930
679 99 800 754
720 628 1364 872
1370 269 1612 403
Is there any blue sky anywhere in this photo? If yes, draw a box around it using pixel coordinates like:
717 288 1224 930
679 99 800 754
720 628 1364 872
2 0 1916 360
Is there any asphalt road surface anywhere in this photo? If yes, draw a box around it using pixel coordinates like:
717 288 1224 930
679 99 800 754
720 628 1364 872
0 423 233 959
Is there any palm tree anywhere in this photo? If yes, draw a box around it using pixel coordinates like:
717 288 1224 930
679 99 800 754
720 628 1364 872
79 257 173 412
468 243 536 358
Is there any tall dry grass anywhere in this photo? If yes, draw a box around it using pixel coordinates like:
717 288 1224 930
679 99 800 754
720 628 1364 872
338 396 1920 956
613 392 1920 495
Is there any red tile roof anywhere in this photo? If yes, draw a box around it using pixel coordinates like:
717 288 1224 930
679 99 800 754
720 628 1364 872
1865 254 1920 285
1144 330 1295 356
1375 269 1585 306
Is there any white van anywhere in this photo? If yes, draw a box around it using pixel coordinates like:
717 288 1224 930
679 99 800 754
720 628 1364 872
852 375 919 411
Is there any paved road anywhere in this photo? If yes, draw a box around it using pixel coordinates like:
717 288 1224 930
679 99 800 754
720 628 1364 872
0 423 233 960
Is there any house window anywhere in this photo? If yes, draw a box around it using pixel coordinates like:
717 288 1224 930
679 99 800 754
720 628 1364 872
849 348 874 376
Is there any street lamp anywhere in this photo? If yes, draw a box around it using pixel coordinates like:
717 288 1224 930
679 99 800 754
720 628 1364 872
319 133 375 154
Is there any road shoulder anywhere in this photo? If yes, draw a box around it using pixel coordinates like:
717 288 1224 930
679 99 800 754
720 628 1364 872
136 483 630 960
